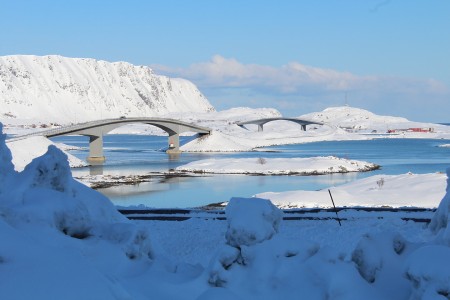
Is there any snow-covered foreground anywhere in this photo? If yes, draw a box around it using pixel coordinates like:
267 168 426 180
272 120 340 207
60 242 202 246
2 123 450 299
175 156 379 175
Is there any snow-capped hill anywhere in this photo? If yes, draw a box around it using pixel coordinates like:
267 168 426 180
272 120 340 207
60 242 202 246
0 55 215 123
299 106 445 132
300 106 409 125
212 107 282 122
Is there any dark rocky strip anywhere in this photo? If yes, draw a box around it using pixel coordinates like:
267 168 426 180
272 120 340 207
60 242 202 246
119 207 433 223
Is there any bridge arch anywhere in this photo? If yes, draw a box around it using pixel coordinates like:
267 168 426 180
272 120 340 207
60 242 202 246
18 118 211 163
236 117 323 132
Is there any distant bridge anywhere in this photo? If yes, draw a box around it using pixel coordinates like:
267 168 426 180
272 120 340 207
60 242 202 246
12 118 211 163
236 117 323 132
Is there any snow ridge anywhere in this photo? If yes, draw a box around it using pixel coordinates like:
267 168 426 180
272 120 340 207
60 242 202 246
0 55 215 123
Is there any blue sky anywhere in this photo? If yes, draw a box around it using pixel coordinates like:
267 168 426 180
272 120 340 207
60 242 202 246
1 0 449 122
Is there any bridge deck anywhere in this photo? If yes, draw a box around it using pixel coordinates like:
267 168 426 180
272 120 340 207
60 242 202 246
11 117 210 140
7 117 212 162
236 117 323 132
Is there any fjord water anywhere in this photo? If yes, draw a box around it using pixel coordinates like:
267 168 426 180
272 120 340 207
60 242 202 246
51 135 450 208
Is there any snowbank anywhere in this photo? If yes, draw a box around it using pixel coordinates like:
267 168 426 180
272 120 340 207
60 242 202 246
204 175 450 299
6 136 87 171
429 168 450 243
176 156 379 175
0 124 170 299
206 196 380 299
181 130 253 152
225 197 283 247
0 124 15 184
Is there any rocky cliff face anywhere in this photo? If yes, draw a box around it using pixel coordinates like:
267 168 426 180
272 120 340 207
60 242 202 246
0 55 215 123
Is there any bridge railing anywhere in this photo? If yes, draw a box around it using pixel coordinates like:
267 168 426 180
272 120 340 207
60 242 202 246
7 117 211 142
7 119 114 142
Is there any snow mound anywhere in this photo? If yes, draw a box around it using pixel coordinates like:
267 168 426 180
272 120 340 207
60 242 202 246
6 135 87 171
429 167 450 243
405 245 450 299
0 124 164 299
207 197 378 298
351 231 416 299
181 130 253 152
0 123 15 184
2 144 125 234
225 197 283 247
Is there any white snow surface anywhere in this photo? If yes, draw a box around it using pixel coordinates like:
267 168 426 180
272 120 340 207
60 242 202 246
0 55 214 124
0 135 162 299
2 121 450 299
2 100 450 298
257 172 447 209
224 197 283 247
177 106 450 152
176 156 378 175
300 106 439 132
6 136 87 171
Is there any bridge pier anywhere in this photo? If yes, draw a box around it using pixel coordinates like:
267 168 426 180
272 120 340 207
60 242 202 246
87 135 106 164
258 124 264 132
301 124 306 131
37 118 211 163
166 132 181 154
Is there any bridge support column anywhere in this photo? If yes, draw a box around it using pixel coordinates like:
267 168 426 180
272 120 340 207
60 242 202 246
301 124 306 131
87 135 105 164
167 132 181 154
258 124 264 132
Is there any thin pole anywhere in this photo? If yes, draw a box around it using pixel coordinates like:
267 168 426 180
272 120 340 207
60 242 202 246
328 189 342 226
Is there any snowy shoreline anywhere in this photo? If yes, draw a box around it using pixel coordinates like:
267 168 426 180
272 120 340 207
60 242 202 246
76 172 200 189
175 156 380 175
73 156 380 190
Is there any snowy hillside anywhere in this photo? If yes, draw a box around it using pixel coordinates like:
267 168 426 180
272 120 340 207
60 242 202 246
0 55 215 123
299 106 443 132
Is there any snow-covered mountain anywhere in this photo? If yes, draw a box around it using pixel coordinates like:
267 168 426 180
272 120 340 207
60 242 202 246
0 55 215 123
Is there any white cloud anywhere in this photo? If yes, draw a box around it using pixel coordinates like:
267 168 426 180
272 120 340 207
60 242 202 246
152 55 450 122
153 55 448 96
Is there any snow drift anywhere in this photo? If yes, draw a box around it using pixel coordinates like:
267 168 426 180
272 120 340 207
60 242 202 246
0 123 166 299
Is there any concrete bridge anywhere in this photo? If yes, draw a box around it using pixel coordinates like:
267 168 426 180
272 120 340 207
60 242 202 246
236 117 323 132
15 118 211 163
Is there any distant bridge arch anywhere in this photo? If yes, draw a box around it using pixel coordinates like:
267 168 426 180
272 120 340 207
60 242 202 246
15 118 211 163
236 117 323 132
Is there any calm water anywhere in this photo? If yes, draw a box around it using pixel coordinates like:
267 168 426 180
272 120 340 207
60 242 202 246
50 135 450 208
